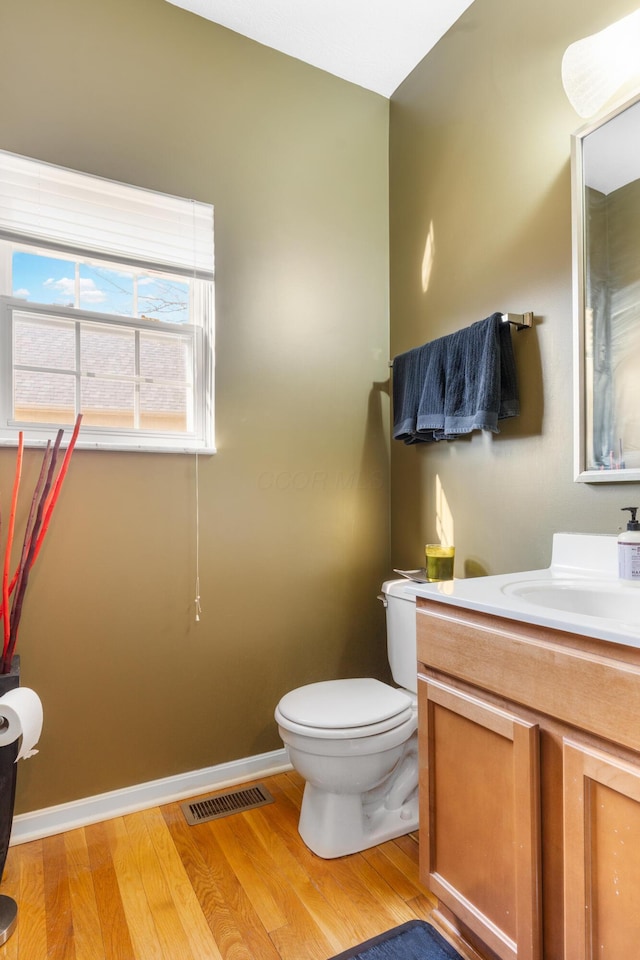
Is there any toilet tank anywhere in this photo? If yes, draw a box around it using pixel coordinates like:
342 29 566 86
381 579 418 694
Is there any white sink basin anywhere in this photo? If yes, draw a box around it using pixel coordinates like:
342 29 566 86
502 579 640 621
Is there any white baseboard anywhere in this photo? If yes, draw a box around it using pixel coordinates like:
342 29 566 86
11 748 292 846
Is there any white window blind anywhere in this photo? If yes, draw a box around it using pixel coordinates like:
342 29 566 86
0 150 214 279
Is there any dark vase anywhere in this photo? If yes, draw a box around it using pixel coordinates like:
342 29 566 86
0 656 20 883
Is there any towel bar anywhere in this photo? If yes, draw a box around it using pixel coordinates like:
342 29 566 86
502 311 534 330
388 312 533 366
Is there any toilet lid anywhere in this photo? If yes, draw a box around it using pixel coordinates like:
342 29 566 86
277 678 412 730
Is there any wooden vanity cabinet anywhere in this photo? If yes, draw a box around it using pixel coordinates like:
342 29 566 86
417 598 640 960
419 677 541 960
563 740 640 960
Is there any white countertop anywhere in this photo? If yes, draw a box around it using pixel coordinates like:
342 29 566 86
402 533 640 649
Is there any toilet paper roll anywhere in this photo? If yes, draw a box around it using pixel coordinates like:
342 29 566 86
0 688 43 760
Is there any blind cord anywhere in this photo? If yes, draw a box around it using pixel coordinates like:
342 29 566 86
194 450 202 622
192 198 202 623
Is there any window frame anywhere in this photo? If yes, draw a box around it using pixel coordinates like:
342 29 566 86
0 244 215 455
0 149 215 454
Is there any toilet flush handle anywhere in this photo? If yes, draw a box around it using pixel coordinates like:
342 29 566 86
377 594 388 607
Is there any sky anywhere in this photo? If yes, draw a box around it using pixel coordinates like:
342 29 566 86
13 251 190 323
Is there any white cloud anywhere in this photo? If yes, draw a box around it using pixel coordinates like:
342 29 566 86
44 276 73 295
13 288 29 298
79 279 107 303
44 276 106 304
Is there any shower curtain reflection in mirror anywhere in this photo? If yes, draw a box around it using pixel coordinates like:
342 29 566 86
586 180 640 472
574 93 640 482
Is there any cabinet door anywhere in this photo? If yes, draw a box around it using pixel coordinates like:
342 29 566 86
564 739 640 960
419 677 541 960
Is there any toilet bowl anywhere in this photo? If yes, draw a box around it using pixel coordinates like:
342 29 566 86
275 581 419 859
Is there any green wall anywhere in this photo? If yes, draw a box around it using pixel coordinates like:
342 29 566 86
0 0 391 813
3 0 639 819
389 0 640 579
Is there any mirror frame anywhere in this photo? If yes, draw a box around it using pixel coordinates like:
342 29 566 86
572 91 640 483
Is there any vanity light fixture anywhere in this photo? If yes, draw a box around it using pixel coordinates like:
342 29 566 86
562 8 640 118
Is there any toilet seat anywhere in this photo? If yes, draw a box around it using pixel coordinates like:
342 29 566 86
276 678 414 740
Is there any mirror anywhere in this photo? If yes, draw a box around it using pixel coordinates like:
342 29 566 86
573 93 640 482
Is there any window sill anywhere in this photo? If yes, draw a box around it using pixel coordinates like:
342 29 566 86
0 437 217 455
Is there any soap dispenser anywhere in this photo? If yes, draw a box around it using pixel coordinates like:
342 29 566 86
618 507 640 581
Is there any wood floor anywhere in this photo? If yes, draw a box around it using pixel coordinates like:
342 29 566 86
0 771 445 960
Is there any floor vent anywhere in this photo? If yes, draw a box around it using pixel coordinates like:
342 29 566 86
181 783 274 825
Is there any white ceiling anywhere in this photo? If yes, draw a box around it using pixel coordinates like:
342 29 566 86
165 0 476 97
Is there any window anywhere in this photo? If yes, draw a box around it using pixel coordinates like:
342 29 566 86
0 151 215 452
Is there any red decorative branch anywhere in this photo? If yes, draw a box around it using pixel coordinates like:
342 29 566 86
9 439 51 607
5 434 61 671
2 433 24 661
0 442 52 626
32 414 83 567
0 415 82 673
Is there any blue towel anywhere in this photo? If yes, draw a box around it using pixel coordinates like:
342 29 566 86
392 341 441 443
392 313 519 444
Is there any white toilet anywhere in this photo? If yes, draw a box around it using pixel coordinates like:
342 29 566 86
274 579 418 858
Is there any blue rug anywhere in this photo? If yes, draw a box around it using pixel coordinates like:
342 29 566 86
329 920 463 960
